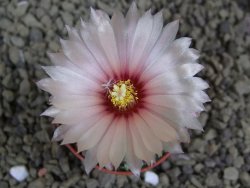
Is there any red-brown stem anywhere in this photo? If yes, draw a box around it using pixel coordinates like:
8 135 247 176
65 144 170 175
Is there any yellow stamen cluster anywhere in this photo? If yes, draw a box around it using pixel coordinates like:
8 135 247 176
109 80 138 110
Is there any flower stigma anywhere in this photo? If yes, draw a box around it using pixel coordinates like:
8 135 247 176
109 80 138 110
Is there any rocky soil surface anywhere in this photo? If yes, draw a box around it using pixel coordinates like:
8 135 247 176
1 0 250 187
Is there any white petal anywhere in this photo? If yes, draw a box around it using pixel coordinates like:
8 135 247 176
52 106 105 124
61 114 103 144
128 116 154 163
52 125 69 141
109 118 127 169
163 142 183 154
65 25 81 42
77 114 114 152
126 127 142 176
97 120 117 167
138 109 178 142
83 147 98 174
144 94 204 112
111 11 126 70
128 10 153 74
51 95 103 109
91 9 120 76
41 107 60 117
145 20 179 66
133 114 163 155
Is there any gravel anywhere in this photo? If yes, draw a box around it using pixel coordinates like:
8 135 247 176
0 0 250 187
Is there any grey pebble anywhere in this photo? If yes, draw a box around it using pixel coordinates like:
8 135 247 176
23 14 42 28
9 47 20 64
10 36 25 47
14 2 29 17
28 179 45 188
240 171 250 186
0 181 9 188
159 173 169 187
223 167 239 181
29 28 43 42
86 179 99 188
235 80 250 95
2 90 14 102
61 174 81 188
205 173 221 187
19 79 31 96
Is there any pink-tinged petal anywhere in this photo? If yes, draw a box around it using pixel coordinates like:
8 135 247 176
111 11 126 71
90 9 120 76
125 1 139 36
96 119 117 168
128 10 153 75
144 77 209 96
65 25 81 42
177 128 190 143
109 117 127 169
126 127 143 176
77 114 114 152
51 95 103 109
190 91 211 103
52 125 69 141
61 114 103 144
142 37 191 77
163 142 183 154
133 114 163 155
47 52 105 81
42 66 100 88
133 11 164 73
83 147 98 174
37 79 99 96
146 103 203 131
145 20 179 66
52 106 105 124
128 116 154 164
41 107 60 117
144 94 204 112
80 22 114 78
138 109 178 142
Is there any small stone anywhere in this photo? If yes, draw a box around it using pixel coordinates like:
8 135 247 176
238 54 250 70
0 181 9 188
190 176 202 188
19 79 31 95
9 47 20 64
30 28 43 42
10 36 25 47
62 174 81 187
205 129 217 141
9 165 29 182
144 171 159 186
28 179 45 188
235 80 250 95
2 90 14 102
116 176 128 188
205 173 221 187
159 173 169 186
194 163 204 173
224 167 239 181
62 2 75 12
23 14 42 28
240 171 250 186
15 1 29 17
234 156 244 168
86 179 99 188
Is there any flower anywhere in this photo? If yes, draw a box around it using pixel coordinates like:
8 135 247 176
37 2 209 176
